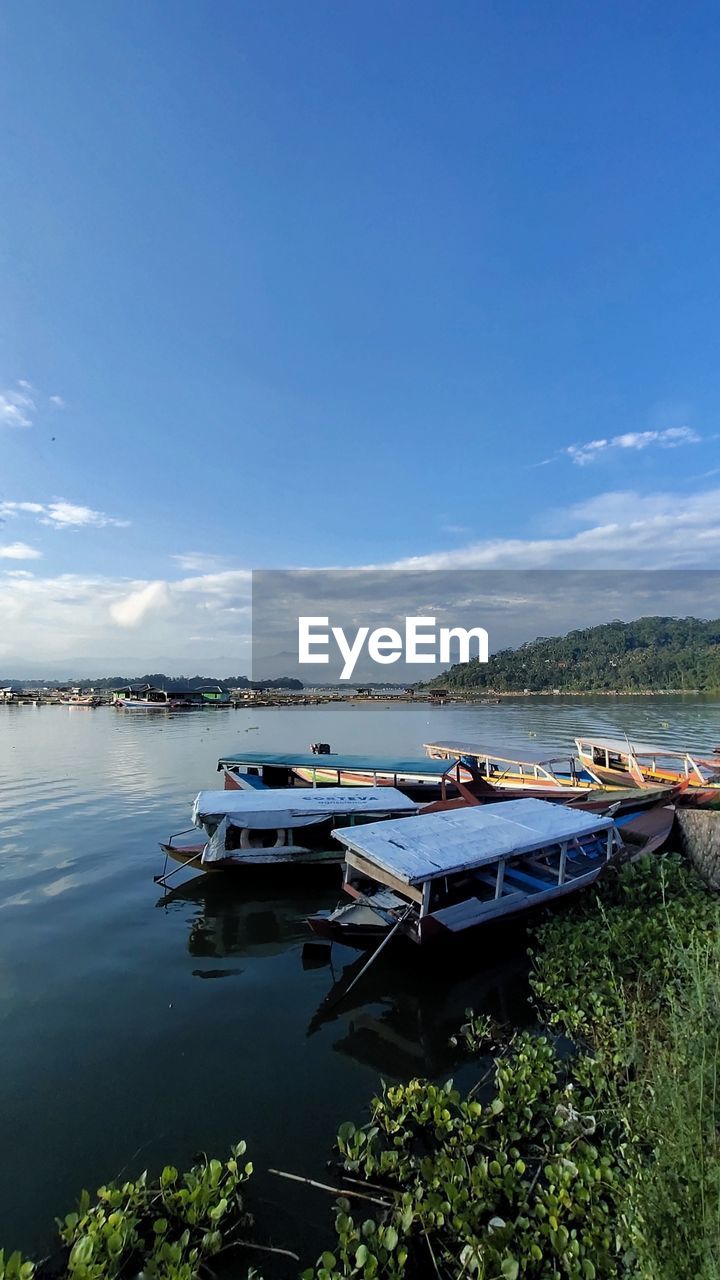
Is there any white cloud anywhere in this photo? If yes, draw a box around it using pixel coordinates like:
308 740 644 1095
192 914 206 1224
110 581 173 627
0 499 129 529
566 426 700 465
0 542 42 560
41 501 129 529
172 552 229 572
388 487 720 571
0 382 67 429
0 487 718 674
0 383 36 429
0 567 253 674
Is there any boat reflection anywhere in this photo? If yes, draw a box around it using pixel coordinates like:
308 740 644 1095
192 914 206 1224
309 924 534 1080
157 873 535 1082
156 873 340 963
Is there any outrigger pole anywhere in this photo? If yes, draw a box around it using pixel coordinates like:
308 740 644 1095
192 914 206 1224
322 904 415 1016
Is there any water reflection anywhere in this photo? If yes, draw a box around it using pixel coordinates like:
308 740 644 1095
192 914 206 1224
158 871 533 1080
156 874 340 963
309 928 533 1080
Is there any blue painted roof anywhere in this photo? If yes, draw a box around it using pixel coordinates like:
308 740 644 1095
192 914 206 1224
334 797 613 885
217 751 454 776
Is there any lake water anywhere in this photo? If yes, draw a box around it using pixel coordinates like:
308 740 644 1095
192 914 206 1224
1 696 718 1263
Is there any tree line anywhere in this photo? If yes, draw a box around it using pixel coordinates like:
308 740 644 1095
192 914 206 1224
428 615 720 692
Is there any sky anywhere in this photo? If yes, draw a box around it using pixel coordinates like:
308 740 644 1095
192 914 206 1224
1 1 720 676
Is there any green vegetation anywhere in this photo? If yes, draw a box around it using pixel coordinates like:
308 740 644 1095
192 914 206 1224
302 854 719 1278
430 615 720 692
5 1144 259 1280
3 855 718 1278
0 674 303 691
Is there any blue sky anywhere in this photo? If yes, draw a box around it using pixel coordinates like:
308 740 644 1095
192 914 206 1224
1 1 719 674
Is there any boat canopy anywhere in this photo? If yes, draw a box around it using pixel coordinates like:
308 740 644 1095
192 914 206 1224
193 786 421 829
334 797 614 886
576 736 719 762
424 740 577 767
217 751 454 775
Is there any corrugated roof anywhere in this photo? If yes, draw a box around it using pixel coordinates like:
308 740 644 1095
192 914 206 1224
217 751 453 776
193 785 421 829
334 797 613 885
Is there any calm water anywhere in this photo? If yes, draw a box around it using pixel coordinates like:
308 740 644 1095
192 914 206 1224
0 697 718 1262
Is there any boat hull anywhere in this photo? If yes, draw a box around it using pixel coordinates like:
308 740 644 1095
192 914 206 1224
292 765 474 788
308 867 605 949
160 841 343 877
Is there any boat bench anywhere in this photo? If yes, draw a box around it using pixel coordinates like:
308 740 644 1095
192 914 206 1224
474 866 556 895
237 772 270 790
474 870 522 897
503 866 556 892
432 892 526 931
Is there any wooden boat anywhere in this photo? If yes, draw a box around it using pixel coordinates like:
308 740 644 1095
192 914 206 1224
424 739 615 800
575 736 720 799
216 751 473 801
159 786 422 878
59 694 101 707
307 797 626 947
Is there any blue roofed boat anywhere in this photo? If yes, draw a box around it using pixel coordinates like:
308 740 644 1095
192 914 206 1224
308 797 627 947
217 749 473 800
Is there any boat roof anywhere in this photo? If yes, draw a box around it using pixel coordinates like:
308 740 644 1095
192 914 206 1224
424 739 574 765
334 797 613 885
193 786 421 828
575 735 703 759
217 751 453 776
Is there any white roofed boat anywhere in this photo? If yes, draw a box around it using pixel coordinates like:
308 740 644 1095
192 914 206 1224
308 797 625 946
159 787 422 878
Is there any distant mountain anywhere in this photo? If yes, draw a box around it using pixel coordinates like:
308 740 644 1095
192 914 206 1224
0 673 303 691
426 616 720 692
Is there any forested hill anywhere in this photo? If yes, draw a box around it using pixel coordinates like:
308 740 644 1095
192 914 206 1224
431 616 720 692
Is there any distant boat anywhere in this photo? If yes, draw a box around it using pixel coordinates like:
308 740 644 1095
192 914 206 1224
307 797 672 948
576 736 720 799
59 694 102 707
158 786 422 877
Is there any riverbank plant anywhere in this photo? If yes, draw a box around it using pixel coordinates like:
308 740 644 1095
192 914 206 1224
302 853 719 1279
6 1144 255 1280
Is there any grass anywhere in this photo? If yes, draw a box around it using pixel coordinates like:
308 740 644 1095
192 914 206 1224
531 853 720 1279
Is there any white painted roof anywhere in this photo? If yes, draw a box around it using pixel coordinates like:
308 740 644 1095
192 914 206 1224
576 736 700 758
192 786 420 829
424 739 574 765
335 797 613 885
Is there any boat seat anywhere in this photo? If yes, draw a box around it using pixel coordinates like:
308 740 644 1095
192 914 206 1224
474 870 521 897
432 892 526 931
237 772 270 790
503 867 556 892
362 888 407 910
